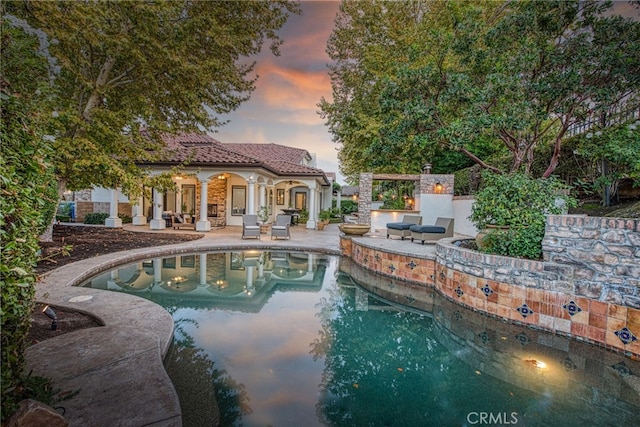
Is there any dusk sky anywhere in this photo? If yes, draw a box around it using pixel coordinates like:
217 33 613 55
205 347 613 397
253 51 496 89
213 1 638 185
214 1 343 182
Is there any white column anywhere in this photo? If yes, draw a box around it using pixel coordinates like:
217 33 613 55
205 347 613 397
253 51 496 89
106 268 120 290
307 185 317 229
245 266 255 295
307 253 314 273
258 183 266 211
132 195 147 225
337 190 342 210
196 179 211 231
199 254 208 286
105 188 123 228
153 258 162 285
149 188 166 230
247 176 256 214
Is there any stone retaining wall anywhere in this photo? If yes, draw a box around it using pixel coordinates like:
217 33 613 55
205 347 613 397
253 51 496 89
342 214 640 359
542 215 640 308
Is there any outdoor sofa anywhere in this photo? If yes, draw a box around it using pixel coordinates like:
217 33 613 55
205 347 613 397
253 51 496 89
386 215 422 240
410 217 454 244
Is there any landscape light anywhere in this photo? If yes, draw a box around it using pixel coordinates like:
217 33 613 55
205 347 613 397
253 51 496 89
42 305 58 331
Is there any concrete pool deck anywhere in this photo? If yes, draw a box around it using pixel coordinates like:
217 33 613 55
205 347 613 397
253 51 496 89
29 223 440 426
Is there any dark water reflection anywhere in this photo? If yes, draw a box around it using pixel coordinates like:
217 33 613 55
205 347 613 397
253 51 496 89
81 251 640 426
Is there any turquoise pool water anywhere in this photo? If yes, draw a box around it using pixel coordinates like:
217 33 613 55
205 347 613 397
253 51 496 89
81 251 640 426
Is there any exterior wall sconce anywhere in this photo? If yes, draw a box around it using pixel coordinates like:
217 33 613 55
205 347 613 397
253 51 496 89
352 194 358 201
434 182 444 194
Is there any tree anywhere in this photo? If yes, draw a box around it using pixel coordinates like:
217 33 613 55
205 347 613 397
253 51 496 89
320 0 640 181
5 0 300 238
1 1 299 418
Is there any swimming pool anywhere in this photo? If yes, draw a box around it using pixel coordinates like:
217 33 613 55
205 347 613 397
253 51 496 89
81 250 640 426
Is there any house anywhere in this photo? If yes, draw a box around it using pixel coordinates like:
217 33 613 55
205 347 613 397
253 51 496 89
72 133 334 231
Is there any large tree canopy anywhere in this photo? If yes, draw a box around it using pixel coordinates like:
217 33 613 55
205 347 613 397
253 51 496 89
319 0 639 183
4 0 300 197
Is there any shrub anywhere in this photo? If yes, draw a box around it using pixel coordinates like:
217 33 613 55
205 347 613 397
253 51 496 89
338 199 358 215
1 36 58 417
470 171 576 259
84 212 109 224
118 213 132 224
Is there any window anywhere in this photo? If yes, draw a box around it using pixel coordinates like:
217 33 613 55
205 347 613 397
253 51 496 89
295 192 307 210
164 190 177 212
231 186 246 215
181 184 196 214
276 189 285 205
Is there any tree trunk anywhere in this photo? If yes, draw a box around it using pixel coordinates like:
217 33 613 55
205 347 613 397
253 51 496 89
38 180 67 243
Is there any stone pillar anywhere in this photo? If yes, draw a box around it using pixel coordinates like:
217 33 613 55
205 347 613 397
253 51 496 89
358 172 373 225
149 188 166 230
336 190 342 210
132 195 147 225
196 179 211 232
247 176 256 214
105 188 123 228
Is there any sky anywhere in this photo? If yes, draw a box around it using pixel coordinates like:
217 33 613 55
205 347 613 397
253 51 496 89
212 1 638 186
213 1 343 182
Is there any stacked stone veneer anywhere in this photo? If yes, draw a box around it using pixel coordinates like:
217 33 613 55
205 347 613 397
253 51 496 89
341 214 640 359
542 215 640 307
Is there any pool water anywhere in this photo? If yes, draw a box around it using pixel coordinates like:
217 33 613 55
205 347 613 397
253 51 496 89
82 251 640 426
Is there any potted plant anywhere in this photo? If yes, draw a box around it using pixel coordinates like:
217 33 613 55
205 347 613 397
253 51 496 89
257 206 269 224
317 209 332 230
469 171 576 259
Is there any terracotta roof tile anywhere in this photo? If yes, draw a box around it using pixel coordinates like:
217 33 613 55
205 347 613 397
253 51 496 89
225 143 308 164
141 133 328 181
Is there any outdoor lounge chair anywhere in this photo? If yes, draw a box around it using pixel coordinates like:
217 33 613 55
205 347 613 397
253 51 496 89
242 214 261 239
386 215 422 240
271 214 291 240
410 217 454 244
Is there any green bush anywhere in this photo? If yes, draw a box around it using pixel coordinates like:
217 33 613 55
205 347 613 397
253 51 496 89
118 213 132 224
1 30 59 417
84 212 109 224
338 199 358 215
470 171 576 259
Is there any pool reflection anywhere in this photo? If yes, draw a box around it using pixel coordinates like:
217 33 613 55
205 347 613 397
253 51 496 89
83 251 327 312
80 253 640 426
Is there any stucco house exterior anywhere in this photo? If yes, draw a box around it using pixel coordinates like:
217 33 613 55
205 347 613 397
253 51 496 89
68 133 334 231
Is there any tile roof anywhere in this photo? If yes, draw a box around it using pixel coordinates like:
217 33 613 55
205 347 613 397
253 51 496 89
225 143 308 165
140 133 328 180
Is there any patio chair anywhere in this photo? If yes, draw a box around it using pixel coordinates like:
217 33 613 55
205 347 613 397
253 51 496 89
410 217 454 244
386 215 422 240
242 214 261 239
271 214 291 240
